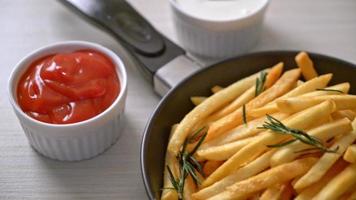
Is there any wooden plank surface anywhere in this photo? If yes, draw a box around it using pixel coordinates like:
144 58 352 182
0 0 355 199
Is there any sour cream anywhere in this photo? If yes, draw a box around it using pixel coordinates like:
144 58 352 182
176 0 268 21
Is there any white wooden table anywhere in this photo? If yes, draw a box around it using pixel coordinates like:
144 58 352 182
0 0 355 199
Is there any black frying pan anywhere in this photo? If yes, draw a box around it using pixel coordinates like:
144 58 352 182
58 1 356 199
140 51 356 199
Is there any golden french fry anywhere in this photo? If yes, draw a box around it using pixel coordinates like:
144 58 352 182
192 151 274 200
211 85 224 93
168 71 262 155
295 159 348 200
264 62 284 88
295 51 318 80
301 82 350 97
203 161 224 177
250 73 333 117
202 100 335 187
297 80 304 86
247 193 261 200
279 183 295 200
208 157 317 200
344 145 356 163
313 163 356 200
197 136 257 161
277 95 356 114
270 118 352 167
184 176 196 200
207 69 301 141
333 110 356 121
190 96 207 106
260 184 284 200
162 125 179 200
294 119 356 191
347 190 356 200
207 86 255 122
207 62 283 127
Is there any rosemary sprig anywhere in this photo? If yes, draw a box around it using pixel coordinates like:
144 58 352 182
259 115 338 153
255 71 268 96
242 104 248 125
166 128 207 199
166 165 186 200
316 88 344 93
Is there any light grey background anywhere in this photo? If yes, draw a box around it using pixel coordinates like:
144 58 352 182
0 0 355 199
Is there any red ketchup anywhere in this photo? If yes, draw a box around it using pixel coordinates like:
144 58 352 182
17 50 120 124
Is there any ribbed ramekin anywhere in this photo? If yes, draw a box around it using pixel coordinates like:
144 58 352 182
170 0 269 59
8 41 127 161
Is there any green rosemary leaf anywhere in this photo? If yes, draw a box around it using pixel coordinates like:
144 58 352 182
168 127 207 198
242 104 248 125
166 166 179 191
190 132 207 156
255 71 268 96
189 156 205 177
184 161 200 185
188 127 206 143
260 114 338 153
316 88 344 93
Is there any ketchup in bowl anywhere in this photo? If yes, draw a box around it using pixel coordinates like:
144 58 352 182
17 50 120 124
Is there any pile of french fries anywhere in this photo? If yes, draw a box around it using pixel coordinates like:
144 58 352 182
161 52 356 200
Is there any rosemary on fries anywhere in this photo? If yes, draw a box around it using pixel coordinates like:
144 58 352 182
255 71 268 96
316 88 344 93
259 115 339 153
242 104 248 125
166 128 207 200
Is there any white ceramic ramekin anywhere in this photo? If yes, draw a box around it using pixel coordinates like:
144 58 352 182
8 41 127 161
170 0 269 59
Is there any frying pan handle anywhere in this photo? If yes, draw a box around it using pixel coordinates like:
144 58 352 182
59 0 185 82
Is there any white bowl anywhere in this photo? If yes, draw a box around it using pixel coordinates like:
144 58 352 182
170 0 269 59
8 41 128 161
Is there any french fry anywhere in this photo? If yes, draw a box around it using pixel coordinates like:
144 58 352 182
203 161 224 177
297 80 304 86
247 193 261 200
260 184 284 200
293 119 356 191
207 69 301 141
168 71 261 155
250 73 332 117
270 118 352 167
190 96 207 106
208 157 317 200
301 82 350 97
162 125 179 200
313 163 356 200
344 145 356 163
295 159 348 200
260 183 294 200
192 151 274 200
184 176 196 200
333 110 356 121
207 86 255 122
197 136 257 161
295 51 318 80
264 62 284 88
202 100 335 187
207 62 283 124
279 183 295 200
211 85 224 93
347 190 356 200
277 95 356 114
